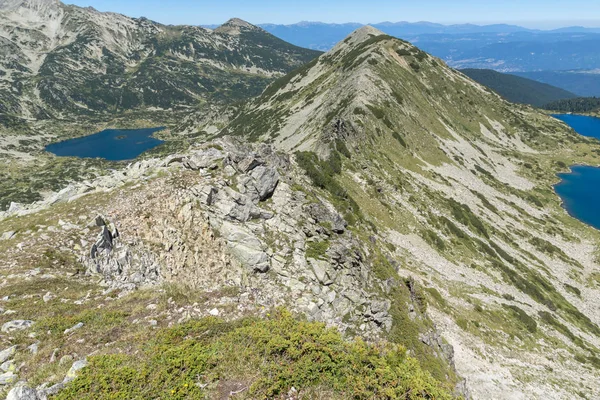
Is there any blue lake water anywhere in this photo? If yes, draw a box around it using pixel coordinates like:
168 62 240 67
552 114 600 140
46 127 165 161
553 114 600 229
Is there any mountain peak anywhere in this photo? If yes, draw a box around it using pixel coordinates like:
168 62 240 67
349 25 386 38
215 17 260 35
328 25 389 56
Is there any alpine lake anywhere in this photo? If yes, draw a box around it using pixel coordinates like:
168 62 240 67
553 114 600 230
45 127 165 161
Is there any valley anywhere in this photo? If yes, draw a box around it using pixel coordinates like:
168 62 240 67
1 1 600 400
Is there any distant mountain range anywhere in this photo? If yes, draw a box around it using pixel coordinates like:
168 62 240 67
460 69 577 107
206 21 600 96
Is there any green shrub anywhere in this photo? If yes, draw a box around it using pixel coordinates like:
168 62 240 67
295 151 362 224
306 240 330 260
57 310 452 399
503 304 537 333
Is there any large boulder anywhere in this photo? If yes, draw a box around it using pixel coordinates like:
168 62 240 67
184 147 224 171
305 202 347 233
220 221 270 273
63 359 88 383
250 166 279 201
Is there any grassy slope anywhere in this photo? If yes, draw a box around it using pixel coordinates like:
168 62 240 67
221 29 600 397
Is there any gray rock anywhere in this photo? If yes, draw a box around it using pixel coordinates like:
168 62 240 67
2 320 34 333
0 231 16 241
94 215 106 227
63 359 87 383
220 222 270 273
309 259 334 286
0 346 17 364
164 155 187 167
188 148 224 170
0 371 17 385
236 156 264 173
1 360 15 373
27 343 39 355
6 384 39 400
42 292 55 303
59 355 74 366
306 203 347 233
39 382 65 397
250 166 279 201
64 322 84 335
196 186 218 206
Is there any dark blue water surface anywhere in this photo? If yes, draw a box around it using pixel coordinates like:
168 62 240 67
46 127 165 161
552 114 600 139
553 114 600 229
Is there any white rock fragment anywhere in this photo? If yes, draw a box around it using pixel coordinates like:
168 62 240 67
63 322 84 335
2 320 34 333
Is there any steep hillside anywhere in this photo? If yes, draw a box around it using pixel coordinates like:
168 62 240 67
460 69 576 107
222 26 600 399
0 0 320 119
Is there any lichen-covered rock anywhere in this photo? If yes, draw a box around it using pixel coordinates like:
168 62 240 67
0 346 16 364
1 320 34 333
63 359 88 383
249 166 279 201
219 221 270 273
6 384 39 400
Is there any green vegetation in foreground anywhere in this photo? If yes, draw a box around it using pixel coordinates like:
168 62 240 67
544 97 600 114
56 310 451 400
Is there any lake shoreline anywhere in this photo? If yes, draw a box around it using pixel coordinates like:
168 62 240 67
46 127 166 162
550 114 600 231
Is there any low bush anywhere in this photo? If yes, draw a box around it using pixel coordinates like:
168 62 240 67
57 310 452 399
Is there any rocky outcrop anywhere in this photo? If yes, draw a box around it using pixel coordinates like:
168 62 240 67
83 215 160 290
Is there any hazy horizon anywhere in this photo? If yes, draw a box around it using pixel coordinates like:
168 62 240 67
64 0 600 29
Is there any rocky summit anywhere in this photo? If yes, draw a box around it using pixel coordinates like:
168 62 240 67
0 9 599 400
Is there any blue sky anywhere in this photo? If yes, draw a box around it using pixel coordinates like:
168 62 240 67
65 0 600 28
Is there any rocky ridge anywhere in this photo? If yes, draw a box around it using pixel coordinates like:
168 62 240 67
0 136 463 398
222 26 600 398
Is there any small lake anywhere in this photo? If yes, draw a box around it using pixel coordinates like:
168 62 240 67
46 127 165 161
552 114 600 139
553 114 600 229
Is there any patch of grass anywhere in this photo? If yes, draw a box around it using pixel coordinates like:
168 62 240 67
538 311 587 350
306 240 330 260
502 304 537 333
295 151 361 225
57 309 452 399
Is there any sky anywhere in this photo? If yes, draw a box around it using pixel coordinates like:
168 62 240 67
65 0 600 28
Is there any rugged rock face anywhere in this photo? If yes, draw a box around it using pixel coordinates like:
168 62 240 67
70 139 397 341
